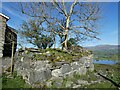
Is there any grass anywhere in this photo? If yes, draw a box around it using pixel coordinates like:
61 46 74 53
60 63 120 88
32 48 91 63
81 63 120 89
2 48 92 88
82 81 117 88
93 53 120 61
47 62 120 88
3 47 119 88
56 70 98 88
29 48 120 88
2 61 119 88
2 72 31 88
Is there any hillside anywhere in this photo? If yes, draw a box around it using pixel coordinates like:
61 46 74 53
85 45 120 60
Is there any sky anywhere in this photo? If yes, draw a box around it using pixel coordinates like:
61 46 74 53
0 2 118 48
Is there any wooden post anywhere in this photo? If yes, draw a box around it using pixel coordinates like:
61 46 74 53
11 41 14 75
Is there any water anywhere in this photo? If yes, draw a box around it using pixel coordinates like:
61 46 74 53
93 60 118 65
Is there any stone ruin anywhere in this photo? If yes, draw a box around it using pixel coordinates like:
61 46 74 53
14 48 94 88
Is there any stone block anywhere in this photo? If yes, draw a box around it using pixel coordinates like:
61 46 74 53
34 61 48 71
65 81 73 88
61 64 71 74
26 69 51 85
71 62 79 70
50 77 63 88
52 69 62 77
75 66 87 75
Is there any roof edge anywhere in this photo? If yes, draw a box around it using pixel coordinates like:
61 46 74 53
7 26 17 35
0 13 9 20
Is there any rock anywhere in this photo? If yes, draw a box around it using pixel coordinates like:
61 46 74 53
50 77 63 88
79 57 87 64
34 69 52 83
22 70 29 80
46 64 52 69
91 80 100 84
21 57 24 62
46 80 52 87
52 69 62 77
22 62 30 70
14 60 22 69
27 52 34 57
71 62 79 70
34 61 48 71
64 71 75 78
65 81 73 88
27 71 35 85
44 69 52 80
77 80 88 85
14 48 94 86
75 66 87 75
73 85 81 88
26 69 52 84
85 62 90 68
88 64 94 72
32 83 42 88
56 56 60 59
46 51 51 56
61 64 71 74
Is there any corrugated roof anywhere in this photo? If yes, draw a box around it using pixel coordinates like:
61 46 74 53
0 13 9 20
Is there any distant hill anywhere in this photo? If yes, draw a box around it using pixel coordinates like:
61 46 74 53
85 45 120 60
85 45 119 51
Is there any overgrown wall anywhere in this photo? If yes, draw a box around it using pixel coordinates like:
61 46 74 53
14 49 94 88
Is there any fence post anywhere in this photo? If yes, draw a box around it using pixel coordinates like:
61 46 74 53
11 41 14 75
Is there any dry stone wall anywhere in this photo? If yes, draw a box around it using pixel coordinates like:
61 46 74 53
14 49 94 87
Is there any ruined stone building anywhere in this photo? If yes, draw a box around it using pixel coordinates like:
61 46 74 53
0 13 17 58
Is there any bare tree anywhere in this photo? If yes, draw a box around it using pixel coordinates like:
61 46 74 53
19 1 100 50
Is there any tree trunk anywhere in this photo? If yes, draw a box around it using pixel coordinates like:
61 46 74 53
63 16 70 51
54 37 56 49
63 31 68 50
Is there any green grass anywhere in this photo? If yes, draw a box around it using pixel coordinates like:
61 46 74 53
2 72 31 88
32 48 91 63
4 48 119 88
58 70 98 88
92 49 120 60
49 63 120 88
82 81 117 88
79 63 120 89
2 61 119 88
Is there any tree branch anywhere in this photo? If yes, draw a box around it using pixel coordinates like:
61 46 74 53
69 0 78 16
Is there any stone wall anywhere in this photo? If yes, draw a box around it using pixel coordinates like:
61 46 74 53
0 14 17 75
0 15 7 57
0 15 7 85
14 49 94 88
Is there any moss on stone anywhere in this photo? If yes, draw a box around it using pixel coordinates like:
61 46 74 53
32 48 91 63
